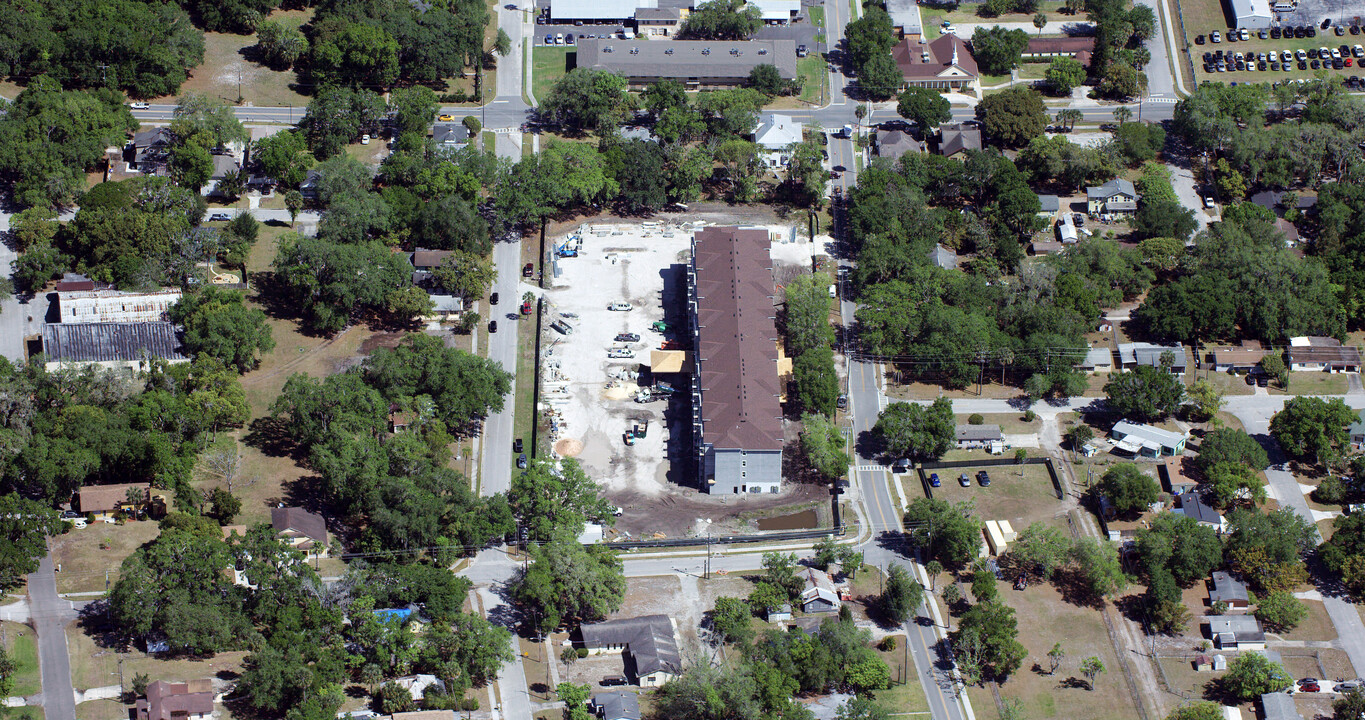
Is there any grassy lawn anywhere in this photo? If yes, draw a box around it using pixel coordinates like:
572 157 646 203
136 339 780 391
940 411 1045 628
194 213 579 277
511 297 537 466
965 414 1042 435
49 521 161 595
938 0 1068 24
66 625 247 694
3 621 40 697
1277 372 1349 395
798 55 828 105
6 709 42 720
532 47 573 103
977 584 1141 720
908 462 1062 531
981 72 1013 86
873 634 931 714
809 6 825 28
1187 368 1255 396
76 699 127 720
150 9 314 108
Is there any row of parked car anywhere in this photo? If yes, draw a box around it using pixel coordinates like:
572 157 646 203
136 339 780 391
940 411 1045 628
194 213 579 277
1202 44 1365 72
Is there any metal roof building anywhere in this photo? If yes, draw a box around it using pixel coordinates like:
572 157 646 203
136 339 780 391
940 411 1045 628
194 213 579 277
1111 420 1187 457
56 288 182 324
1226 0 1272 28
575 38 797 87
550 0 657 22
42 322 188 372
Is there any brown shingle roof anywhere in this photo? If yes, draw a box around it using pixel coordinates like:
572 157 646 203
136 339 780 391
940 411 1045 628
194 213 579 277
411 248 454 270
271 507 328 544
136 680 214 720
1024 36 1095 55
693 227 782 451
892 34 979 81
76 483 150 513
1288 345 1361 366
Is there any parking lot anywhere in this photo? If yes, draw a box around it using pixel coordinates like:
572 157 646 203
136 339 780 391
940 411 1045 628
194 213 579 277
1180 0 1365 84
539 217 829 539
907 463 1067 532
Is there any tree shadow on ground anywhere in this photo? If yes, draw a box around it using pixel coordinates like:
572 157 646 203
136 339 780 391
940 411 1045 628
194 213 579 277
1050 566 1109 610
243 415 299 459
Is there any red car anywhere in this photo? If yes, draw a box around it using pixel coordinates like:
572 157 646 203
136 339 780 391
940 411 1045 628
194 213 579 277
522 263 534 277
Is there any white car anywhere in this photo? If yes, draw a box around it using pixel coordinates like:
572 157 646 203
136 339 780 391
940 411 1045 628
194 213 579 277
361 134 371 145
1203 196 1216 209
130 101 149 109
608 302 633 311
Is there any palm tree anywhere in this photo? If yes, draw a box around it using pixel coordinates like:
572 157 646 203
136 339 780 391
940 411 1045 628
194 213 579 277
1113 106 1133 125
1054 109 1082 132
1033 12 1048 34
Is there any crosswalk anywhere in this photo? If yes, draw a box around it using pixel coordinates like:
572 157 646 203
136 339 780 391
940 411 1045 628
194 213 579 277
855 464 888 472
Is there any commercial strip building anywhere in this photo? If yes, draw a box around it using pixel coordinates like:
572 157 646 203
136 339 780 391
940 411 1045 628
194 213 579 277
689 226 783 495
574 38 797 88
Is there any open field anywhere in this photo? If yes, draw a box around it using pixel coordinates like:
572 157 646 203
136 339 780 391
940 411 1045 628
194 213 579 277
75 699 127 720
872 633 931 715
533 47 573 102
3 621 40 697
909 462 1065 532
66 625 247 695
964 583 1142 720
1276 372 1349 395
149 10 314 108
48 521 161 595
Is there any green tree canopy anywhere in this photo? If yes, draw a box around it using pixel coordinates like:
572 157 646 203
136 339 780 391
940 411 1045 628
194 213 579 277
896 87 952 129
970 26 1030 75
1220 652 1291 700
169 287 275 372
903 497 984 567
874 398 955 461
540 69 631 133
978 86 1048 147
1271 396 1356 466
1103 366 1185 421
1098 464 1159 516
679 0 762 39
509 458 614 542
513 540 625 632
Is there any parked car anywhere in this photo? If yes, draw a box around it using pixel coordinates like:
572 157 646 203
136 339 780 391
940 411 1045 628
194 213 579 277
977 470 991 487
1195 34 1205 44
601 676 628 687
61 510 82 519
1299 681 1321 693
438 113 456 122
513 438 523 453
545 34 553 44
489 320 498 333
208 212 231 221
892 458 911 473
1203 196 1216 209
836 394 848 410
1211 30 1221 42
490 292 499 305
517 453 528 469
959 473 971 487
523 262 535 277
615 333 641 342
130 101 149 109
608 302 633 311
929 473 941 487
361 134 371 144
1337 679 1363 691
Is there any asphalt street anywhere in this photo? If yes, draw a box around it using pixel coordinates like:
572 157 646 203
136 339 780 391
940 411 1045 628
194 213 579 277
478 239 525 499
0 209 35 365
27 556 77 720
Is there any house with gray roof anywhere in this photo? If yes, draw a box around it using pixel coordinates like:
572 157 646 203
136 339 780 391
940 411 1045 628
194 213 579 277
636 7 681 36
936 123 982 158
1206 615 1265 649
1260 692 1303 720
753 114 803 168
1087 178 1138 215
1111 420 1187 457
927 244 958 270
1208 571 1249 608
578 615 681 687
800 569 844 613
955 424 1003 449
1117 342 1187 375
1179 491 1225 531
575 38 797 88
432 123 470 148
591 692 641 720
1077 346 1114 373
1037 194 1060 216
875 129 923 161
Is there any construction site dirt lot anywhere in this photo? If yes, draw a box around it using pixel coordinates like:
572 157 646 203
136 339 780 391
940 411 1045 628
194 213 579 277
538 218 831 540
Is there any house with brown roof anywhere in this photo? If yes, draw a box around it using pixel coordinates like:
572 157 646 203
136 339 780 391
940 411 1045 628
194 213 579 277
893 34 979 92
1021 36 1096 61
135 679 214 720
689 227 783 495
1287 336 1361 373
271 507 329 556
76 483 156 519
1208 340 1270 373
411 248 454 271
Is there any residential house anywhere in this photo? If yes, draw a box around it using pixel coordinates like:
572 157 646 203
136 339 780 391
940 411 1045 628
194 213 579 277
1274 218 1300 244
886 0 924 39
1208 571 1250 609
1350 410 1365 450
1078 346 1114 374
875 129 923 161
936 123 983 158
1087 179 1138 215
751 0 800 23
411 248 454 271
955 424 1003 450
1250 190 1317 215
1208 340 1269 373
753 114 803 168
76 483 154 519
1029 240 1065 255
271 506 329 557
56 288 182 324
927 244 958 270
1057 212 1078 243
766 603 792 622
691 227 783 495
1227 0 1272 28
299 169 322 200
1260 693 1303 720
1021 36 1096 61
892 34 980 92
1037 194 1060 219
800 568 844 613
41 322 189 373
128 127 175 174
135 679 214 720
578 615 682 687
592 691 642 720
1159 457 1198 495
636 7 682 36
1179 491 1226 531
1287 336 1361 373
207 154 241 196
1112 420 1187 457
1117 342 1187 374
575 39 797 88
1206 615 1265 649
432 123 470 148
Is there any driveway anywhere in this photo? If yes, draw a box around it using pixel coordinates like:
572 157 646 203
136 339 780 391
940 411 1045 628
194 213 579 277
1166 162 1213 233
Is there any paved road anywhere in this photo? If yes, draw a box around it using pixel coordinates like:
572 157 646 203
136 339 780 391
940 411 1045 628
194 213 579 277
0 208 36 365
27 556 77 720
479 239 525 497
